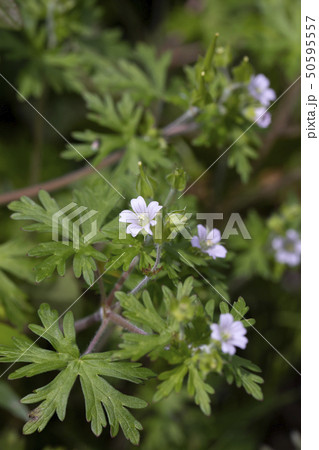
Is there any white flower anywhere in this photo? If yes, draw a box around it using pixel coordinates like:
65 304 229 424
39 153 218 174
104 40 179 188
191 224 227 259
210 313 248 355
119 196 162 237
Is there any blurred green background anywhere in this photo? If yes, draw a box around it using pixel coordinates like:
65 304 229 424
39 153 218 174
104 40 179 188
0 0 300 449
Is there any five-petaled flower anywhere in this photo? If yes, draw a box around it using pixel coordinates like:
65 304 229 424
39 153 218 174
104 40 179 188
211 313 248 355
272 229 301 267
248 74 276 106
191 224 227 259
119 196 162 237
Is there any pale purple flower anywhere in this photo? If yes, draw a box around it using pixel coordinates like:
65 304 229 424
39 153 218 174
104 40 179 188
91 139 100 151
248 74 276 106
210 313 248 355
119 196 162 237
254 106 272 128
272 229 301 267
191 224 227 259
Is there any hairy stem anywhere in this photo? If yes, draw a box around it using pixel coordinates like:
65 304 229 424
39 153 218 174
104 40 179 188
106 310 147 335
83 318 110 354
83 306 146 354
75 309 102 332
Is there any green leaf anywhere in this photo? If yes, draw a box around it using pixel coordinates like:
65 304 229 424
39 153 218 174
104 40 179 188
225 355 263 401
9 191 108 285
228 145 257 183
0 304 153 444
118 332 171 361
154 361 215 416
187 364 214 415
219 302 230 314
153 365 188 402
93 44 171 105
205 299 215 320
116 290 167 334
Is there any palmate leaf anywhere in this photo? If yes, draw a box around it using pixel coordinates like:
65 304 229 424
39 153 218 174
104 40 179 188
62 93 142 163
219 297 256 328
227 143 258 183
0 304 153 445
224 355 264 401
8 190 108 285
115 290 172 360
93 44 171 105
153 361 215 416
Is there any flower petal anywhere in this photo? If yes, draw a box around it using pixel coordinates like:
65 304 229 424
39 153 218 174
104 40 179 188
191 236 201 249
147 201 163 220
210 323 221 340
197 224 207 241
230 321 247 336
131 196 147 214
219 313 234 329
207 244 227 259
143 223 153 235
272 237 283 250
119 210 138 223
286 229 299 241
126 223 142 237
253 74 270 90
207 228 221 244
230 336 248 349
221 342 236 355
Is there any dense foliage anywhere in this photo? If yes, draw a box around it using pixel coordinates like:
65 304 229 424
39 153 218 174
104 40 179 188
0 0 300 449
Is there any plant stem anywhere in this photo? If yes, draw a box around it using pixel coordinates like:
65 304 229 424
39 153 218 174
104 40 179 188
0 150 124 205
106 310 147 335
104 257 138 308
83 304 147 354
83 318 110 354
130 244 161 296
161 107 199 136
74 309 102 332
0 110 199 205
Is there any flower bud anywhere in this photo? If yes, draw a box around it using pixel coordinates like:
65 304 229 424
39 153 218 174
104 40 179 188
136 162 154 198
166 168 187 191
